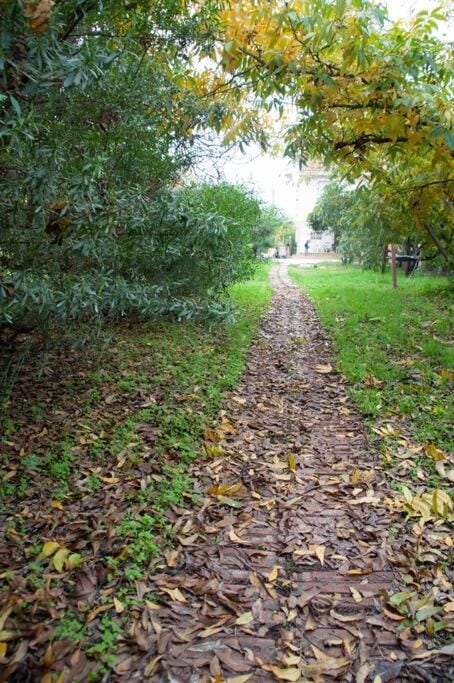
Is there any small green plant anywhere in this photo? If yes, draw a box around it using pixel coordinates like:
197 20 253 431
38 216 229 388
53 613 87 643
86 614 123 666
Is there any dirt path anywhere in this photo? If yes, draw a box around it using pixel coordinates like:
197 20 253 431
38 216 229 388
127 263 445 682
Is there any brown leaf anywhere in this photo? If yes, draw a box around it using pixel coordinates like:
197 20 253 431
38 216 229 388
160 587 188 603
229 529 249 544
144 655 164 676
86 603 113 623
164 549 179 567
313 544 325 566
330 610 360 623
261 664 301 681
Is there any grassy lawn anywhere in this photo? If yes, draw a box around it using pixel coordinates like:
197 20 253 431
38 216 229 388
0 263 272 677
289 264 453 489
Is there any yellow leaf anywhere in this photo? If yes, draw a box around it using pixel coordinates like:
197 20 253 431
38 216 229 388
226 676 253 683
145 600 161 610
100 476 120 484
350 587 362 603
0 642 7 657
42 541 60 557
219 420 236 435
425 443 445 461
268 566 279 582
287 454 297 472
114 597 124 613
315 364 333 374
350 468 361 484
50 500 64 510
235 611 254 626
204 442 223 458
52 548 70 572
204 427 220 442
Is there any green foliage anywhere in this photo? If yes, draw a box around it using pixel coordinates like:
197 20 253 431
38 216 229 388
252 205 295 255
309 177 452 269
309 182 393 268
0 2 266 337
211 1 453 261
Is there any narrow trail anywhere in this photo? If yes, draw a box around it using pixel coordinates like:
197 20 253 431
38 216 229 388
121 264 443 681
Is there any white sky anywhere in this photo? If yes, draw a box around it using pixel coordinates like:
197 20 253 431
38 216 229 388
218 0 451 224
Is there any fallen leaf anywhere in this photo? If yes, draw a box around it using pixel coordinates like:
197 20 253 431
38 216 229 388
288 454 297 472
313 545 325 566
52 548 70 572
114 597 124 613
261 665 301 681
350 468 361 485
268 566 279 582
204 443 223 458
350 587 362 603
330 610 360 623
425 443 445 461
42 541 60 558
164 550 179 567
315 364 333 374
144 655 164 675
235 611 254 626
145 600 161 610
160 587 187 603
229 529 249 544
86 603 113 623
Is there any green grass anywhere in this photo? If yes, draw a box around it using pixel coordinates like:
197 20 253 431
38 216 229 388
289 264 453 475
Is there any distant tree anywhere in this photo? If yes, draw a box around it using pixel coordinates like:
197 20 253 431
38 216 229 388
252 206 295 256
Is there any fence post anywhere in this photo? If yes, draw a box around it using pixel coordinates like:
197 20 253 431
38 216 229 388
391 244 397 289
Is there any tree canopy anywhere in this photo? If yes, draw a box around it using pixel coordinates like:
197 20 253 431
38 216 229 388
1 0 453 338
198 0 453 258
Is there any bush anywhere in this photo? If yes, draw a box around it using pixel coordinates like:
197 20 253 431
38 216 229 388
0 182 264 334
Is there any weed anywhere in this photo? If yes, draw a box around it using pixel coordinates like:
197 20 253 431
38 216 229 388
86 614 122 665
53 612 87 643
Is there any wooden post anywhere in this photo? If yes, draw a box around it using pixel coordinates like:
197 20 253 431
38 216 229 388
391 244 397 289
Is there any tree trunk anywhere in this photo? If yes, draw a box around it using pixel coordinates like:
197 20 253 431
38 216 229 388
391 244 397 289
380 244 388 274
424 223 451 263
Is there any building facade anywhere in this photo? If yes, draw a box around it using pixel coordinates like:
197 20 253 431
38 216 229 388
283 164 334 253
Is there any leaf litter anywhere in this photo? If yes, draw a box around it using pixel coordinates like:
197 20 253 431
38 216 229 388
0 263 452 681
